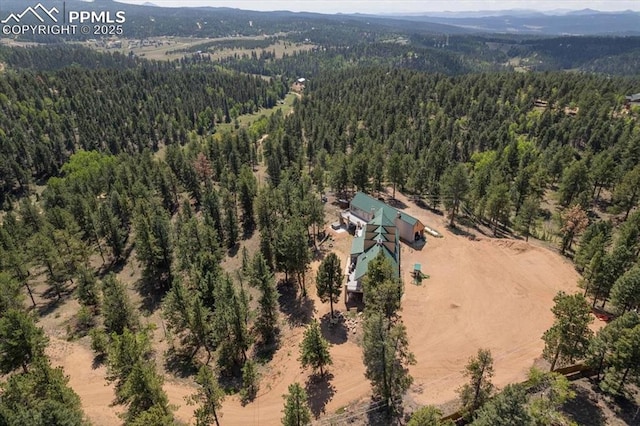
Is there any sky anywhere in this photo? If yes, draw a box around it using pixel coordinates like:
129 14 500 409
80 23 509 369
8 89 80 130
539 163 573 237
114 0 640 14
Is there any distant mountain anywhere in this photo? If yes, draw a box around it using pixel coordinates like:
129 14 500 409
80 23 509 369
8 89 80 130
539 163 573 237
0 0 470 40
389 9 640 35
386 9 547 19
1 1 636 39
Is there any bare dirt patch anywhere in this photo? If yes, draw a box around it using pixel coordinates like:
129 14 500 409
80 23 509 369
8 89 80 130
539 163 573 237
390 191 583 409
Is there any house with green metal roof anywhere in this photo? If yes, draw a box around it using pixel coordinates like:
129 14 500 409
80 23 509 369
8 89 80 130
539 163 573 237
345 207 400 298
348 192 425 243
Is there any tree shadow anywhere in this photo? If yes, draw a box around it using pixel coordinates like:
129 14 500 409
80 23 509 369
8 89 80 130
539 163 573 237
97 241 134 277
446 224 479 240
135 275 170 315
227 243 240 257
98 256 126 278
305 373 336 419
217 367 243 393
608 393 640 425
319 312 348 345
415 198 444 216
387 198 407 210
37 295 65 317
312 245 329 262
253 334 280 363
164 346 199 378
366 398 393 426
242 224 255 240
562 385 607 426
92 354 106 369
277 279 314 326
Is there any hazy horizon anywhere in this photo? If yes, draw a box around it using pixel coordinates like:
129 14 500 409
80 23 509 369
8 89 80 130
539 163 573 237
113 0 640 14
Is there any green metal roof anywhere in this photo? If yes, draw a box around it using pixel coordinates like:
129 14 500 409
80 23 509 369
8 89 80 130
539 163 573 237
354 244 400 281
349 197 402 287
351 233 365 255
351 192 420 227
368 208 395 227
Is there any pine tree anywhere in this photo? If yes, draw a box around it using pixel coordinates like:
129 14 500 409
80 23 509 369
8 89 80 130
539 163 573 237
586 312 640 383
351 153 369 192
222 190 240 249
215 275 251 371
362 312 415 414
163 279 214 361
0 226 36 307
471 384 532 426
188 365 225 426
387 153 405 200
612 164 640 220
526 368 575 425
558 160 590 207
316 252 342 319
299 320 332 377
118 360 172 424
202 187 225 245
362 252 402 321
281 382 312 426
240 359 260 403
127 403 175 426
0 309 48 374
457 349 495 416
514 196 539 242
329 154 350 197
0 272 24 315
485 183 511 235
75 265 99 309
542 292 593 371
98 203 127 261
441 163 470 227
610 265 640 314
574 221 611 272
28 231 69 300
599 323 640 395
238 165 258 234
101 274 139 335
106 328 152 392
366 279 403 323
134 199 173 289
0 358 86 425
408 406 454 426
250 252 280 344
277 218 311 297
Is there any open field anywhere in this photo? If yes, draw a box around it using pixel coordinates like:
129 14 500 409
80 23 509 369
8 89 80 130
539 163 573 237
215 91 298 133
84 36 314 62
